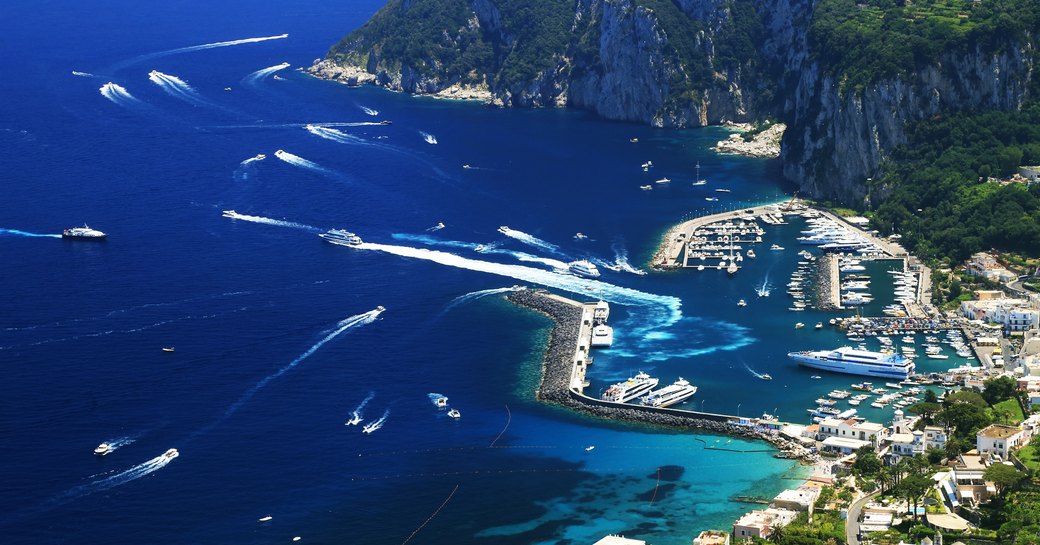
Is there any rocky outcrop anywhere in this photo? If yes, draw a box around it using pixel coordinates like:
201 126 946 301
713 122 785 158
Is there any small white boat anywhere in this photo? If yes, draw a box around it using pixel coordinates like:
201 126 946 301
474 244 488 252
795 322 805 329
770 244 784 251
162 347 175 352
655 177 671 184
258 516 273 523
435 396 448 408
497 225 510 235
345 414 362 426
162 448 178 459
746 249 756 258
810 375 822 379
737 299 747 307
640 185 653 190
705 197 719 202
362 423 379 434
715 188 731 193
630 138 639 143
815 322 823 330
447 408 461 419
462 164 472 169
760 374 772 380
94 443 111 456
585 445 596 452
574 232 588 240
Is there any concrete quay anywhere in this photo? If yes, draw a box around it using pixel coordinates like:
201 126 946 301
507 288 814 461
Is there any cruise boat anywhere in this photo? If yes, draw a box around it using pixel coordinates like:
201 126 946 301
787 346 915 379
590 325 614 348
601 372 659 403
641 378 698 408
319 229 362 246
94 443 111 456
568 260 601 278
62 224 107 239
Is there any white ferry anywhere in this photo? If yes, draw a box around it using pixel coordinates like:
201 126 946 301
788 346 915 379
641 378 697 408
319 229 362 246
590 324 614 348
568 260 601 278
602 372 659 403
62 224 107 239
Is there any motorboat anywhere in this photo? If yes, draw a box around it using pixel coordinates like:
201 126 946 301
795 322 805 329
815 322 823 330
585 445 596 451
379 120 392 125
497 225 510 234
447 408 461 419
162 448 178 460
655 177 671 184
705 197 719 202
345 414 362 426
574 232 588 240
760 374 772 380
162 347 175 352
62 224 107 239
94 443 111 456
737 299 747 307
258 516 273 522
770 244 784 251
462 164 472 169
435 396 448 408
474 244 488 252
319 229 362 246
640 185 653 190
746 249 755 258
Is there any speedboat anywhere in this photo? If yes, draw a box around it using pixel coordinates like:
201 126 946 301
795 322 805 329
568 260 601 278
705 197 719 202
162 347 175 352
815 322 823 330
434 222 445 229
62 224 107 239
376 305 385 312
258 516 273 523
655 177 671 184
497 226 510 234
760 374 772 380
574 232 587 240
435 396 448 408
345 414 362 426
462 164 472 169
362 422 379 434
379 120 392 125
447 408 461 419
162 448 178 459
630 138 639 143
474 244 488 252
692 180 707 186
737 299 747 307
585 445 596 451
94 443 111 456
640 185 653 190
715 188 731 193
319 229 362 246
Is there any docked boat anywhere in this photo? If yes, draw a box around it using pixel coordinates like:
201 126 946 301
641 378 698 408
787 346 915 379
928 354 950 359
62 224 107 239
447 408 461 419
319 229 362 246
568 260 601 278
602 372 659 403
94 443 111 456
590 325 614 348
727 261 738 274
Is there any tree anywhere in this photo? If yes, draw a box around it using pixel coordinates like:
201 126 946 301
926 447 945 465
898 474 934 520
852 445 882 479
925 389 939 403
944 439 962 461
766 522 785 544
985 463 1027 495
984 376 1019 405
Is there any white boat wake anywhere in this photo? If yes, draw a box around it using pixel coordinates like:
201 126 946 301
392 233 566 270
244 62 290 84
442 287 522 314
273 149 340 179
346 392 375 425
240 153 266 166
497 227 567 257
359 105 379 116
209 308 385 430
101 435 138 453
99 82 146 109
610 241 647 275
233 154 265 181
426 223 445 232
50 449 179 507
304 124 367 145
354 242 681 330
148 70 209 106
72 70 95 77
113 34 289 70
362 409 390 434
420 131 438 145
756 275 772 297
742 360 769 380
221 210 320 232
0 228 61 238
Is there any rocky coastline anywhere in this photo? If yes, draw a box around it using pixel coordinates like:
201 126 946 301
507 288 816 463
712 123 785 159
306 59 494 102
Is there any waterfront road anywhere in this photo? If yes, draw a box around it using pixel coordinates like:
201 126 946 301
846 489 881 545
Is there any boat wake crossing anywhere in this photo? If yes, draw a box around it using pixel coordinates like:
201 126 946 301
346 392 375 426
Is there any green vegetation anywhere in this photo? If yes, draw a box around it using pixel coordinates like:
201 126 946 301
809 0 1040 93
1018 439 1040 475
909 379 1025 457
871 103 1040 262
993 398 1026 425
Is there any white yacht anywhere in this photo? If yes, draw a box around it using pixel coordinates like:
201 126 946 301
640 184 653 190
590 325 614 348
94 443 111 456
788 346 915 379
497 225 510 234
435 396 449 408
602 372 659 403
737 299 747 307
770 244 784 251
319 229 362 246
568 260 601 278
574 232 588 240
63 224 107 239
655 177 671 184
641 378 698 408
447 408 461 419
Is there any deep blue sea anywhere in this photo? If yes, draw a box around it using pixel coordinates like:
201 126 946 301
0 2 971 544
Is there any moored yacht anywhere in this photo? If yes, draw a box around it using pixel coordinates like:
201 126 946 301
788 346 915 379
602 372 659 403
568 260 601 278
590 324 614 347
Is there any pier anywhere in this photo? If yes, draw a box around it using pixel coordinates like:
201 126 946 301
508 288 815 461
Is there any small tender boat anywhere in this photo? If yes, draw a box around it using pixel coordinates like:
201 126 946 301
770 244 784 251
640 185 653 190
585 445 596 452
655 177 671 184
810 375 822 379
435 396 448 408
737 299 747 307
815 322 823 330
574 232 587 240
447 408 461 419
94 443 111 456
760 374 772 380
462 164 472 169
258 516 273 523
630 138 639 143
795 322 805 329
162 347 175 352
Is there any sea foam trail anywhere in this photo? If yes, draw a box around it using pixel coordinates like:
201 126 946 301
363 409 390 433
359 105 379 116
99 82 146 109
71 70 95 77
243 62 290 84
420 131 438 145
0 228 60 238
356 242 681 329
221 210 320 232
347 392 375 425
233 154 265 181
442 287 522 314
44 449 179 509
611 241 647 275
304 124 366 145
274 149 341 179
497 227 567 257
391 233 566 270
148 70 209 106
200 308 384 435
112 34 289 70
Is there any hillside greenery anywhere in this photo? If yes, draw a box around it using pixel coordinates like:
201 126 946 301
809 0 1040 93
870 102 1040 262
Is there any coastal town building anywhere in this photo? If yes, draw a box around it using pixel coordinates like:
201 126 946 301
976 424 1027 458
692 530 730 545
965 255 1016 283
592 535 647 545
732 508 798 540
885 432 925 462
771 485 821 515
960 295 1039 332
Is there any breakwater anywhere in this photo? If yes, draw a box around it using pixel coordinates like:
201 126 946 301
507 288 816 462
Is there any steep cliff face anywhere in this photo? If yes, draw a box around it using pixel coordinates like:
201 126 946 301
784 43 1036 202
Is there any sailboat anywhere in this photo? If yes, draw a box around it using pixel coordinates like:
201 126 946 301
692 162 707 186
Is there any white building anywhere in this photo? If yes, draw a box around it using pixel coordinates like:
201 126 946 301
966 254 1017 283
692 530 730 545
976 424 1027 458
732 508 799 540
772 485 822 514
961 297 1039 332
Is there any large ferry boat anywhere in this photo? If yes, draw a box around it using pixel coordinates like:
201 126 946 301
568 260 601 278
319 229 363 246
601 372 659 403
641 378 697 408
787 346 915 379
62 224 107 239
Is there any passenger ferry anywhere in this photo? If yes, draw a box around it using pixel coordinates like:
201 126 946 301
641 378 697 408
787 346 915 379
568 260 601 278
602 372 659 403
319 229 363 246
62 224 107 239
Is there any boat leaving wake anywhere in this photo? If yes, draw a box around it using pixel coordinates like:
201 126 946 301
443 287 522 314
71 70 95 77
113 34 289 70
99 82 146 109
244 62 290 84
347 392 375 425
610 241 647 275
362 409 390 434
420 131 438 145
273 149 341 179
148 70 209 106
359 105 379 116
240 153 266 165
221 210 320 232
46 449 179 509
0 228 60 238
497 227 567 258
741 359 769 380
354 242 681 330
304 124 367 145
